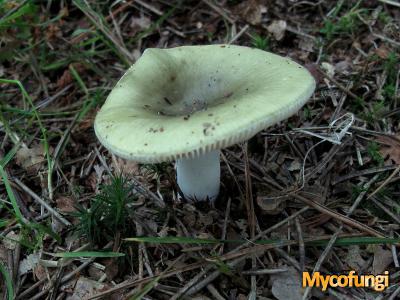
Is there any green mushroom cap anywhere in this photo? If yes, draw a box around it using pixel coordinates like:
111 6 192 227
94 45 316 163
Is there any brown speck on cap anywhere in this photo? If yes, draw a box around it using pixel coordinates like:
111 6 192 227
224 92 233 98
163 97 172 105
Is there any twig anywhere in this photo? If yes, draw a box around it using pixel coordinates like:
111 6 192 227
201 0 235 23
242 268 288 275
301 174 379 299
17 243 93 299
371 32 400 47
70 0 134 44
29 258 96 300
391 230 400 268
333 165 399 184
367 165 400 199
295 217 305 273
219 197 231 255
243 143 257 299
370 196 400 224
72 0 134 64
170 265 215 300
389 285 400 300
378 0 400 7
172 207 309 298
274 248 301 272
317 66 359 100
229 25 249 44
291 192 384 237
90 234 361 299
13 178 71 227
207 284 226 300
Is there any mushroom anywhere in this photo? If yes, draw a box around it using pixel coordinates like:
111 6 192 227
94 45 315 201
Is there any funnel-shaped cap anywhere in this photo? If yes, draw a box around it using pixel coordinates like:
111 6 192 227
95 45 315 163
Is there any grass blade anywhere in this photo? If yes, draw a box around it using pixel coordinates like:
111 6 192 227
124 236 221 244
53 251 125 258
125 236 400 247
307 237 400 247
0 261 14 300
0 164 25 223
129 275 161 300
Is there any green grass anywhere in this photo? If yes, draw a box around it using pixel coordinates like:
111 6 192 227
53 251 125 258
0 1 37 29
0 79 54 197
363 100 385 124
0 163 60 248
367 141 384 166
383 52 399 102
73 175 137 245
0 1 38 62
0 261 13 300
0 164 26 223
320 1 366 41
0 76 100 248
251 34 270 50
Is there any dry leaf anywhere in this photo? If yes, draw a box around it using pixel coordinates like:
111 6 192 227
66 277 105 300
88 265 105 281
375 45 390 59
34 264 47 281
321 62 335 78
19 253 39 275
305 63 323 83
16 144 45 172
45 23 62 41
111 156 139 176
197 212 214 227
271 267 305 300
56 197 77 213
130 16 151 31
377 135 400 164
57 63 85 90
257 191 288 215
335 59 352 74
233 0 264 25
372 246 392 275
298 37 315 52
267 20 287 41
288 159 302 171
344 245 367 272
104 259 119 280
0 245 7 262
3 231 20 250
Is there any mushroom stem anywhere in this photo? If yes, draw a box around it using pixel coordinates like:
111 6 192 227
176 150 220 201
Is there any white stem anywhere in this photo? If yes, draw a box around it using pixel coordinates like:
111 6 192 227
176 150 220 201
